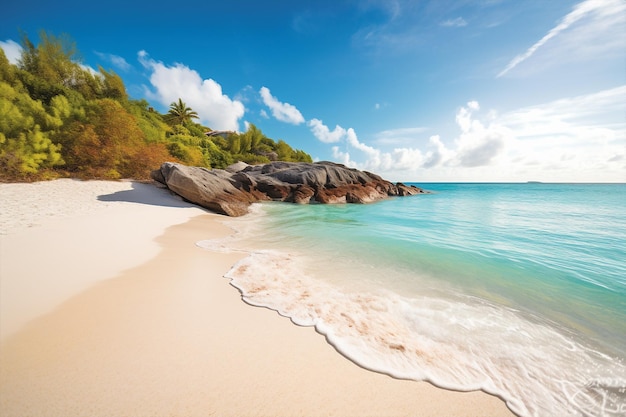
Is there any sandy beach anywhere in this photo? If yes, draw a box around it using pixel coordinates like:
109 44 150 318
0 179 514 417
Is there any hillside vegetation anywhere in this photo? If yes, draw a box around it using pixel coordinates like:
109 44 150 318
0 31 312 181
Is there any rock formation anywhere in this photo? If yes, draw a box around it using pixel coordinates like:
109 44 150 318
151 161 425 216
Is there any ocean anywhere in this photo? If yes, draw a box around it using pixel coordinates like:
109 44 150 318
199 183 626 417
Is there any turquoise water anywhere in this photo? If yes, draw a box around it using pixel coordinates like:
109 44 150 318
203 183 626 417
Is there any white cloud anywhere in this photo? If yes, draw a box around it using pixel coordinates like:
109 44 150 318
422 135 451 169
441 17 467 27
259 87 305 125
346 128 379 157
499 85 625 130
332 146 354 167
451 101 511 168
496 86 626 174
138 51 245 131
389 147 424 171
311 120 430 172
467 100 480 111
311 118 424 173
440 89 624 181
0 40 22 65
359 102 508 174
325 87 625 181
95 52 131 72
374 102 511 171
308 118 348 143
498 0 626 77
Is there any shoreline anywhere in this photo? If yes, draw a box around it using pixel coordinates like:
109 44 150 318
0 179 514 416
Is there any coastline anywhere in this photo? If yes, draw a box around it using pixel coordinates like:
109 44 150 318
0 179 514 416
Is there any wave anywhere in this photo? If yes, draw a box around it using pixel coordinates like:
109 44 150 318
197 201 626 417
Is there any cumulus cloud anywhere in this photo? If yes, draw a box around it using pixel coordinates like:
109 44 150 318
317 100 513 178
310 118 380 168
429 89 624 181
467 100 480 111
322 106 507 178
309 118 397 171
138 51 245 131
382 102 509 170
308 118 348 143
332 146 354 167
422 135 450 168
345 127 378 157
498 0 626 77
389 147 424 171
456 132 507 167
259 87 305 125
451 101 511 167
310 118 424 173
0 40 22 64
317 87 624 181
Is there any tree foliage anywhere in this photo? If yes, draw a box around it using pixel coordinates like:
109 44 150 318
0 30 312 181
166 98 199 126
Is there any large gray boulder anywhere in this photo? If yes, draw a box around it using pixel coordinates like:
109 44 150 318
152 161 425 216
151 163 263 216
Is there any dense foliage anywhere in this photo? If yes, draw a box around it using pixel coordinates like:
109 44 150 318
0 31 312 181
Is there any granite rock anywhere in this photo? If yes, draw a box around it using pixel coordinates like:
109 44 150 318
152 161 425 216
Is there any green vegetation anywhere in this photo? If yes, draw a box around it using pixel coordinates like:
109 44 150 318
0 30 312 181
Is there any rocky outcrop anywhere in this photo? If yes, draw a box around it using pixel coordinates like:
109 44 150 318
152 161 425 216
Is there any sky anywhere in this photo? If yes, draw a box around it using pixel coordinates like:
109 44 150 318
1 0 625 182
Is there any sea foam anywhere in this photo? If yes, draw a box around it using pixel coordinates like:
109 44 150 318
216 246 625 417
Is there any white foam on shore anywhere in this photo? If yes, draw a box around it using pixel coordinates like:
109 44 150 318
198 203 626 417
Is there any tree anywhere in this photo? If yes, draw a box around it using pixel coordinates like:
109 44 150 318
276 139 293 161
247 123 264 150
0 48 16 84
166 98 199 126
98 66 127 100
19 31 80 91
227 132 241 154
0 80 64 179
126 99 169 143
59 98 147 178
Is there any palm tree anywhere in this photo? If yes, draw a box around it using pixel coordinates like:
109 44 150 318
167 98 199 125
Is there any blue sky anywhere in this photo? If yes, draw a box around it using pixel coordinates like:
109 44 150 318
2 0 625 182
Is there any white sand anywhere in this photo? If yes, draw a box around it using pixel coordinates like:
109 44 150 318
0 179 515 416
0 179 207 339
